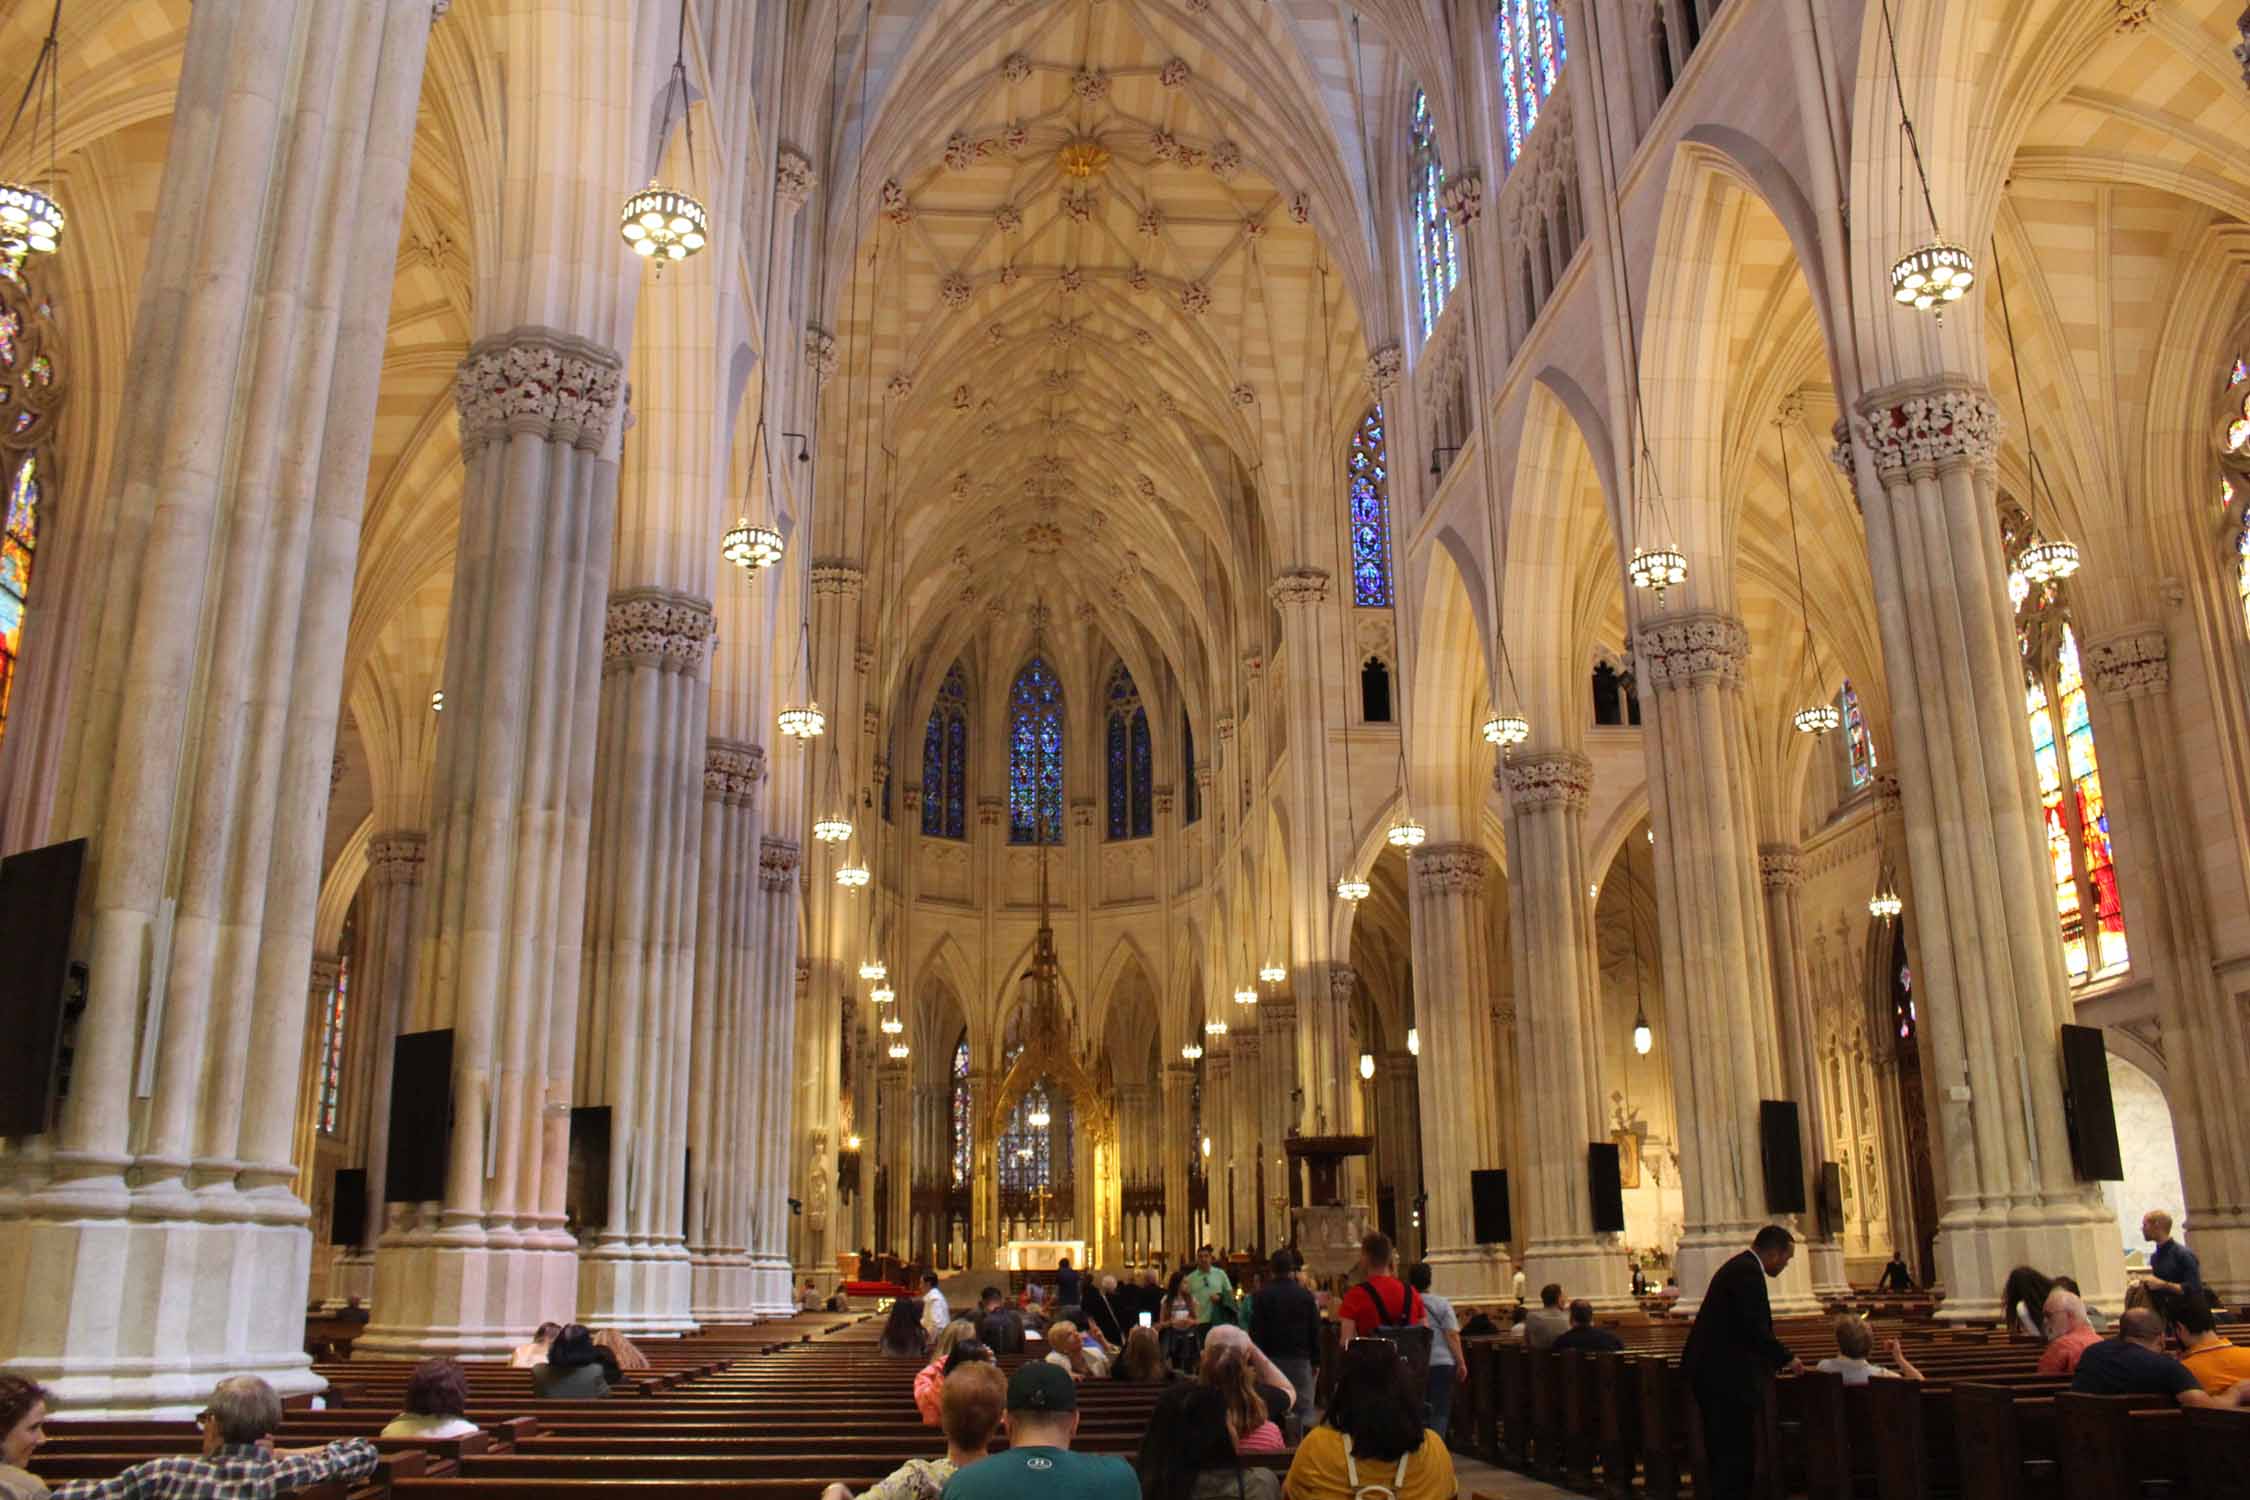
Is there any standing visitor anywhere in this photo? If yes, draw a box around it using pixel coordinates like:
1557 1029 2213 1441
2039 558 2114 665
1248 1249 1322 1432
2143 1213 2206 1307
1876 1251 1914 1293
1054 1258 1082 1308
922 1271 952 1338
1183 1247 1234 1325
1678 1227 1802 1500
1407 1262 1467 1437
1083 1274 1127 1347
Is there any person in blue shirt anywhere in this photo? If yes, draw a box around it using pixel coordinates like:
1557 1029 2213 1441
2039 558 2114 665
2143 1211 2204 1307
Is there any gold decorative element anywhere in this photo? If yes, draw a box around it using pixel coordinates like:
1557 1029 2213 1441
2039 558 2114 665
1057 140 1112 179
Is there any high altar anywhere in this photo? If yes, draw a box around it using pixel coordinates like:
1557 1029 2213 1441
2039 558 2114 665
1003 1239 1090 1272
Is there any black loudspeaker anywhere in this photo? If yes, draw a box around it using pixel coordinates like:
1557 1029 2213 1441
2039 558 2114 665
1470 1169 1512 1244
1588 1144 1626 1233
331 1168 367 1245
0 838 85 1136
1760 1100 1807 1214
2060 1024 2125 1181
569 1105 613 1233
384 1029 455 1202
1817 1161 1844 1240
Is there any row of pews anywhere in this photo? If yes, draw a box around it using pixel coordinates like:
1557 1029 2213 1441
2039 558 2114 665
1460 1309 2250 1499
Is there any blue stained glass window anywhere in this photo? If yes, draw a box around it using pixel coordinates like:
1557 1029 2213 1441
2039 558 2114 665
1009 656 1064 844
1841 680 1875 789
1104 662 1153 839
1349 407 1393 607
1409 90 1458 336
950 1035 972 1188
922 661 968 839
1182 710 1201 825
1495 0 1568 168
1130 713 1152 837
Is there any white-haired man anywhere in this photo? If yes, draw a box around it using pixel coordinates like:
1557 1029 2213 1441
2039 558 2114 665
2037 1288 2102 1376
51 1376 377 1500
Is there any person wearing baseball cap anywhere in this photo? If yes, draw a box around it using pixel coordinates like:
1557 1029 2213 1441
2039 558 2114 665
939 1361 1138 1500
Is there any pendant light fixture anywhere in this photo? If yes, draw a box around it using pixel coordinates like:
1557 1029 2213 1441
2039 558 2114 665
1385 811 1426 848
1483 711 1529 747
1028 1089 1052 1130
1358 1052 1375 1081
859 959 888 982
888 1040 910 1060
1992 233 2081 585
1335 875 1371 902
814 811 854 843
723 422 786 570
1778 405 1840 735
620 0 710 268
879 1013 903 1036
1406 1026 1420 1058
0 1 66 258
869 980 896 1005
1624 824 1655 1056
1181 1041 1204 1061
1258 960 1287 985
430 690 444 714
1876 0 1972 314
1204 1017 1229 1038
1234 981 1259 1008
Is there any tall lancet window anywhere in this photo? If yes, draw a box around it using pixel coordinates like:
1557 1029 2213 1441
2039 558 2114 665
0 249 61 755
1841 680 1875 788
950 1033 972 1189
1494 0 1567 166
316 949 351 1136
1008 656 1064 844
1409 90 1458 337
2007 504 2127 987
1182 710 1201 825
1105 662 1152 839
922 660 968 838
2221 355 2248 630
1349 407 1393 607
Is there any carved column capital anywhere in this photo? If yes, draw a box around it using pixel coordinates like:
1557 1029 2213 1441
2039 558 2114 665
1850 381 2002 481
1633 611 1750 688
775 147 817 209
704 738 766 802
1364 343 1403 399
604 589 715 672
309 953 343 994
1441 171 1484 226
1411 842 1488 895
1501 750 1593 810
977 795 1006 827
1758 843 1806 890
1269 568 1332 607
805 327 838 386
760 837 802 891
367 829 428 886
1492 999 1517 1027
453 326 626 456
2084 627 2170 700
812 560 866 597
1328 964 1359 1000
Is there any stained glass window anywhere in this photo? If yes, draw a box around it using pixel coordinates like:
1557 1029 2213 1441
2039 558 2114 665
2236 511 2250 639
922 661 968 839
1409 90 1458 337
1182 710 1201 825
0 246 57 759
2228 355 2250 457
1494 0 1568 167
0 456 34 741
1841 680 1875 788
1349 407 1393 607
316 952 350 1136
950 1034 972 1189
1009 656 1064 844
998 1081 1070 1207
1105 662 1152 839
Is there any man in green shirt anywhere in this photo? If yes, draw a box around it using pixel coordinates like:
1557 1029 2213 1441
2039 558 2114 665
940 1362 1138 1500
1181 1245 1234 1325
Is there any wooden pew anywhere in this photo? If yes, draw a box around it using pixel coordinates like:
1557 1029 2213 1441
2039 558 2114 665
2052 1392 2184 1500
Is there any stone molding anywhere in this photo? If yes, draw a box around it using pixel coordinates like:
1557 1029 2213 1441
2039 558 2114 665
1412 842 1488 894
1633 611 1750 688
1493 1000 1517 1027
454 327 626 456
1442 171 1484 225
1329 964 1359 998
812 560 866 597
704 738 766 803
1502 750 1593 810
1263 997 1297 1029
759 837 801 892
1365 344 1402 398
805 327 838 386
310 954 343 992
367 829 428 885
1850 383 2002 480
977 795 1006 826
1758 843 1805 890
775 148 816 208
604 589 715 672
1873 769 1902 818
2084 627 2170 700
1269 568 1332 607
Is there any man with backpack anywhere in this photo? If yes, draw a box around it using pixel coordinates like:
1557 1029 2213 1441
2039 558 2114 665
1336 1232 1433 1399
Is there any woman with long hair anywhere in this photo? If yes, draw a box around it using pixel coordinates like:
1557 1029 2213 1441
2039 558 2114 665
915 1320 980 1424
1197 1347 1284 1454
1112 1325 1174 1384
533 1325 620 1398
1135 1384 1280 1500
880 1296 931 1358
592 1327 651 1372
382 1359 480 1439
2001 1267 2057 1341
1282 1341 1457 1500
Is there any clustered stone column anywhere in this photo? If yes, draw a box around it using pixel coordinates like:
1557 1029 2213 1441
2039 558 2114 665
0 0 437 1411
1372 1048 1422 1258
1632 612 1813 1312
331 829 428 1305
1269 568 1341 1139
684 740 764 1320
1407 843 1509 1300
744 846 804 1313
1500 751 1629 1303
1758 843 1850 1297
1163 1060 1197 1262
1844 382 2121 1316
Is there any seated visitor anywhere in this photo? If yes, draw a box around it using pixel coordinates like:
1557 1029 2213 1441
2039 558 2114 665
1283 1341 1458 1500
533 1324 619 1398
1135 1383 1281 1500
916 1320 981 1425
2001 1266 2057 1341
509 1321 561 1368
802 1278 824 1312
976 1287 1027 1353
1198 1347 1285 1455
1204 1323 1296 1426
1113 1325 1178 1384
1876 1250 1914 1293
881 1296 932 1358
46 1376 379 1500
1661 1277 1680 1304
380 1359 481 1439
1813 1315 1921 1385
822 1360 1005 1500
1550 1299 1625 1355
592 1327 651 1372
2164 1292 2250 1395
1043 1320 1097 1380
1523 1283 1571 1351
2 1376 51 1500
942 1362 1139 1500
2072 1307 2250 1407
2036 1290 2102 1376
1083 1274 1127 1347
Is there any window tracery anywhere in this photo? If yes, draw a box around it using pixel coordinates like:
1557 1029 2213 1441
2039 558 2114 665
1105 661 1152 839
1841 680 1875 789
316 950 351 1137
1409 91 1458 337
1182 709 1201 826
0 250 61 755
1349 407 1393 607
1008 656 1064 844
1495 0 1568 166
922 661 968 838
950 1034 971 1189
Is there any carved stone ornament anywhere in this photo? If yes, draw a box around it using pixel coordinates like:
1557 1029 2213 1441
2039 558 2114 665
2237 7 2250 91
978 795 1006 826
1828 415 1855 479
1850 385 2002 480
887 369 916 399
704 738 766 802
775 148 816 208
1758 844 1805 890
1059 266 1086 294
1000 51 1033 83
1209 140 1243 177
759 837 801 891
944 131 981 171
1633 611 1750 688
1230 382 1256 406
1179 281 1212 316
1365 343 1403 398
1413 843 1489 893
1160 57 1191 87
1137 207 1164 239
603 589 716 672
880 179 912 224
1493 1001 1518 1027
1442 172 1484 226
1329 964 1359 999
1873 769 1903 818
805 328 838 386
994 201 1023 233
1269 568 1331 607
940 273 974 308
2114 0 2151 28
453 327 626 456
2084 627 2170 699
1290 191 1312 225
1072 69 1111 102
367 830 429 885
1501 751 1593 810
812 560 866 596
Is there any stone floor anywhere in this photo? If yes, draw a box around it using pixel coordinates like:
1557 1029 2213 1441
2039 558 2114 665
1452 1453 1580 1498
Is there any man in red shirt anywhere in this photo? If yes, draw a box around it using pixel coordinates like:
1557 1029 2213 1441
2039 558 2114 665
1337 1231 1423 1345
2035 1288 2102 1375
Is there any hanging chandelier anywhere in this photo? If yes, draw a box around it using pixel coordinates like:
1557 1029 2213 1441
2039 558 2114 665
888 1040 910 1060
1028 1090 1051 1130
0 5 66 259
1869 886 1903 921
1992 236 2083 585
722 517 784 571
1258 961 1286 984
0 184 60 258
1204 1018 1229 1037
1875 0 1971 317
1336 875 1371 902
619 5 710 269
1632 1003 1653 1056
1181 1041 1204 1061
778 701 827 739
859 959 888 982
1794 702 1841 735
1386 814 1426 849
813 814 853 844
879 1014 903 1036
1233 984 1258 1007
430 690 444 713
1406 1026 1419 1058
1483 713 1529 748
870 982 896 1005
1628 545 1687 596
2016 536 2081 585
836 860 871 889
1358 1052 1375 1081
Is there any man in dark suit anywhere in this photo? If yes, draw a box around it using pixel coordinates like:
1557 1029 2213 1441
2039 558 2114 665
1680 1225 1802 1500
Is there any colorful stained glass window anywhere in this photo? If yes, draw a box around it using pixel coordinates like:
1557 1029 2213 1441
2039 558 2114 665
316 952 350 1136
0 456 35 742
2237 512 2250 638
950 1035 972 1189
922 661 968 839
1841 680 1875 788
1182 710 1201 825
1494 0 1568 167
1105 662 1152 839
998 1081 1069 1202
1008 656 1064 844
1409 90 1458 337
2021 621 2128 987
1349 406 1392 607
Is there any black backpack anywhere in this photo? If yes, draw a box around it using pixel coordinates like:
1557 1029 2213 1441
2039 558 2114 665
1363 1277 1434 1384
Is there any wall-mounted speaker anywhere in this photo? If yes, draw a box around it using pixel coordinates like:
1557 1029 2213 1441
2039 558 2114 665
385 1029 454 1203
1470 1168 1511 1245
2060 1024 2124 1181
331 1168 367 1246
1761 1100 1807 1214
0 839 85 1137
1588 1143 1626 1233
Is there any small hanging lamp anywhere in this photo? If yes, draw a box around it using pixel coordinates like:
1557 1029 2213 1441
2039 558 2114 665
1385 812 1426 849
869 981 896 1005
1778 407 1841 735
1258 961 1287 985
0 3 67 258
1336 875 1371 902
1406 1026 1420 1058
813 813 854 844
723 517 785 571
779 700 827 739
1233 983 1259 1008
1631 1004 1653 1056
620 1 710 269
1204 1018 1229 1038
1875 0 1972 315
1628 545 1687 596
1992 238 2081 585
859 959 888 982
1482 712 1529 747
887 1040 910 1060
1181 1041 1204 1061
